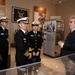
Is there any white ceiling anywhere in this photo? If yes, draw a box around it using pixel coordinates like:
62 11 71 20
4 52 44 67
51 0 68 4
38 0 68 4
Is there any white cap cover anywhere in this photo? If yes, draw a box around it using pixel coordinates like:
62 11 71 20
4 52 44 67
17 17 28 23
0 16 8 22
0 16 8 20
32 21 39 24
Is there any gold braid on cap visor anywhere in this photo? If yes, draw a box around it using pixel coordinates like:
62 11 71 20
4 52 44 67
20 20 28 24
1 20 8 23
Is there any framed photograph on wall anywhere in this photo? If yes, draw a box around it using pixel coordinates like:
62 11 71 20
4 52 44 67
12 6 29 22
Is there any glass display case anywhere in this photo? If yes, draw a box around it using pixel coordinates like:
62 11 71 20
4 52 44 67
0 53 75 75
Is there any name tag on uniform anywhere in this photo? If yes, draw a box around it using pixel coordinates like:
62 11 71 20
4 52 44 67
31 35 34 37
0 33 4 35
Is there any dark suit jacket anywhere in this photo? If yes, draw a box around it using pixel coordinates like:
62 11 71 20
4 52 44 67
14 30 29 66
61 30 75 56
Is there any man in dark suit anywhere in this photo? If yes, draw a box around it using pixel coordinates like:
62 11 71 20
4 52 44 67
28 21 43 75
58 16 75 75
14 17 31 75
0 17 9 71
58 16 75 56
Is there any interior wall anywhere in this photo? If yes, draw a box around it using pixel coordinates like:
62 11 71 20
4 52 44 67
5 0 56 44
56 0 75 39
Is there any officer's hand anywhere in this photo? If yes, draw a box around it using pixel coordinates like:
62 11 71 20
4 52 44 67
28 53 32 59
33 52 36 56
58 41 64 47
36 51 39 56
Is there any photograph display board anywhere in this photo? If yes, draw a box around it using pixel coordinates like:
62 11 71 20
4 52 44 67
43 20 64 57
43 20 56 57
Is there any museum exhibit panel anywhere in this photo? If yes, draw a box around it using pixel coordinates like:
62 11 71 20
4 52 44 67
43 19 64 57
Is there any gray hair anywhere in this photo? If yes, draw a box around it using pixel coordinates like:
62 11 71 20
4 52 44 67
71 16 75 22
71 16 75 19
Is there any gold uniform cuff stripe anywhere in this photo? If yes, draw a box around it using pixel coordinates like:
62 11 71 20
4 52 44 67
29 47 34 51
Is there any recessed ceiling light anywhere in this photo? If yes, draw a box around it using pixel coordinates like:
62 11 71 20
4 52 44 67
59 0 61 3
